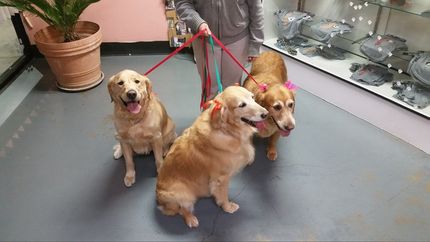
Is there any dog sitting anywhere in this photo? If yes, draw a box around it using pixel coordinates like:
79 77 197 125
156 86 268 228
243 51 296 160
108 69 176 187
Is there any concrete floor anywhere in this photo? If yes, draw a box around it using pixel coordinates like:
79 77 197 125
0 54 429 241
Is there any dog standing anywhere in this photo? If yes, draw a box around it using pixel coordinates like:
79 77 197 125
243 51 296 160
156 86 268 228
108 70 176 187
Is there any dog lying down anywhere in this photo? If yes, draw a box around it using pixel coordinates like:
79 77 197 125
243 51 296 160
156 86 268 228
108 69 176 187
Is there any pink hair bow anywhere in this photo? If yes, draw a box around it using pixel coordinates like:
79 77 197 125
258 83 268 92
284 80 297 91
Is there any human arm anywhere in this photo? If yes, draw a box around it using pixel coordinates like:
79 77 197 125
174 0 209 35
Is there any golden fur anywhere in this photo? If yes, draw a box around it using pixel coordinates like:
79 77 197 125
156 86 268 228
243 51 296 160
108 69 176 187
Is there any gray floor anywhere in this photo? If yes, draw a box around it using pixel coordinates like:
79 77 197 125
0 54 429 241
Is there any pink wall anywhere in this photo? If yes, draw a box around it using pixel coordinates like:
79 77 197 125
24 0 168 43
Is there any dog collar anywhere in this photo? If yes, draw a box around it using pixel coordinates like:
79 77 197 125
271 116 286 132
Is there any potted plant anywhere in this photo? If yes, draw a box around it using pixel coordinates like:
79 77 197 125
0 0 103 91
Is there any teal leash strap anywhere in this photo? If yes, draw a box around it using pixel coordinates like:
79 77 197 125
209 35 223 93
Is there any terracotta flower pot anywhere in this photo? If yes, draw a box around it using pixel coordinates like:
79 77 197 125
34 21 103 91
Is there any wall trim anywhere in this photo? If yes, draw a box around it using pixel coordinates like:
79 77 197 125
29 41 193 57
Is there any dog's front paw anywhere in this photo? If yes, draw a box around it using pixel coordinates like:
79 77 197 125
184 215 199 228
267 150 278 161
222 202 240 214
113 143 123 159
124 172 136 187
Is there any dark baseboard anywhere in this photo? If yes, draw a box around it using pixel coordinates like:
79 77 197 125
29 41 193 57
101 41 193 55
0 55 32 93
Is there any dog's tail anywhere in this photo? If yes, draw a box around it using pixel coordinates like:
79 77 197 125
156 185 196 216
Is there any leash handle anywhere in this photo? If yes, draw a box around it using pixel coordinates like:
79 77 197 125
200 36 212 108
144 29 205 76
208 35 223 94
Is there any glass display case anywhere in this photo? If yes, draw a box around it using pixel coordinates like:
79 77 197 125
263 0 430 118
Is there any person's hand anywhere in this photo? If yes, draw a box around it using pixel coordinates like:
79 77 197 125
198 23 211 37
248 56 258 62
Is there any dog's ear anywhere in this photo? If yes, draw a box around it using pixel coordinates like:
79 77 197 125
291 94 296 114
209 100 226 129
107 75 116 103
290 89 297 97
255 90 266 106
220 105 228 123
143 76 152 99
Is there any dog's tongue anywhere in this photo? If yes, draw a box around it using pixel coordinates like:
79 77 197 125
280 129 291 137
255 121 266 131
127 102 141 114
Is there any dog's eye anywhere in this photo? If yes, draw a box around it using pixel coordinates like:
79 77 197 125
135 80 140 84
117 81 124 86
288 102 294 109
238 102 247 108
273 104 282 111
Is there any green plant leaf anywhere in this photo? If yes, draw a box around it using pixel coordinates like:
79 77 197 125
0 0 101 42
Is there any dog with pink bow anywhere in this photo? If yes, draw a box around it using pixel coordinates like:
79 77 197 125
243 51 297 161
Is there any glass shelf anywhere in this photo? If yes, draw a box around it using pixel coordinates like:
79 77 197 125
263 37 430 119
298 16 413 66
365 0 430 18
266 0 430 118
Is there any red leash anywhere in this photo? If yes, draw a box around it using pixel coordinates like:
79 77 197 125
144 30 266 91
144 29 205 76
209 34 266 91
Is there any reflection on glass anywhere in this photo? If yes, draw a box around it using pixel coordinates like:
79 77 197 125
0 9 24 76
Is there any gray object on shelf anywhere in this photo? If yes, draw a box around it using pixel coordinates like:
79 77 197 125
350 63 394 86
275 37 310 56
275 9 312 40
310 19 352 43
360 34 408 62
407 52 430 88
392 80 430 109
299 44 346 60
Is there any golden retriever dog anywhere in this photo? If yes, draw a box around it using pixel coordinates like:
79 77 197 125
108 69 176 187
243 51 296 161
156 86 268 228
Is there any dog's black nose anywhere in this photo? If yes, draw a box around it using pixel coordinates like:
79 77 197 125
284 125 294 130
261 113 268 119
127 90 137 100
